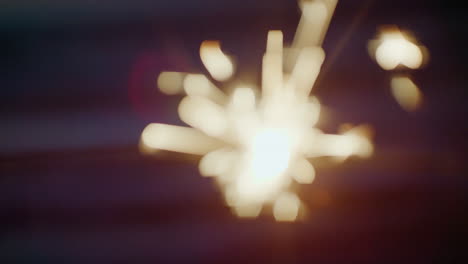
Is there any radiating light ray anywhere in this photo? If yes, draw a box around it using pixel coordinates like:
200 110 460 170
294 1 328 47
183 74 227 104
302 125 373 159
286 0 337 71
141 124 224 155
288 47 325 97
143 0 375 221
178 96 228 138
262 30 283 100
199 148 237 177
391 76 423 111
200 41 234 81
157 71 186 95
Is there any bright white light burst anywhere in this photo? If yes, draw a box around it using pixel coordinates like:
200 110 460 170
142 0 374 221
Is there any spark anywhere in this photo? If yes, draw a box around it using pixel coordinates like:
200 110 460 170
368 26 428 111
142 0 374 221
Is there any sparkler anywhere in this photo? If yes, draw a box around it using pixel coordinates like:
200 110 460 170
142 0 373 221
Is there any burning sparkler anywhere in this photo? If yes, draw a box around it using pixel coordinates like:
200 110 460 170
141 0 373 221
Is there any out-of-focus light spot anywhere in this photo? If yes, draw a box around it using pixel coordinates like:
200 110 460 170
157 71 185 95
200 41 234 81
391 76 423 111
369 27 427 70
273 192 300 222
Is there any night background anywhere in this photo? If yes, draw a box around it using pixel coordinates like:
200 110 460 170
1 0 467 263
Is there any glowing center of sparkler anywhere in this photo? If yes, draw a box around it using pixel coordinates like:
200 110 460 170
249 129 292 181
234 129 292 204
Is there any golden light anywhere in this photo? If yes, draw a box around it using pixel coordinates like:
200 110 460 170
143 0 374 221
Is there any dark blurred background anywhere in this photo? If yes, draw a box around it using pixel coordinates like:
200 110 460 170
1 0 467 263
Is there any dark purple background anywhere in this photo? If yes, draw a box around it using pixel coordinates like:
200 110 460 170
1 0 466 263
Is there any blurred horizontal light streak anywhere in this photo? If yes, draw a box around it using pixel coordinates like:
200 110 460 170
391 76 423 111
141 124 223 155
200 41 234 82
